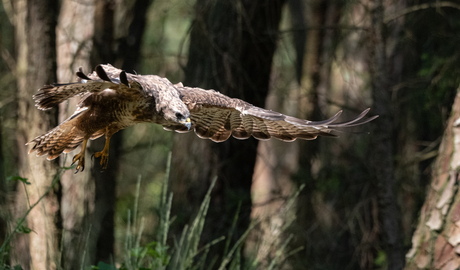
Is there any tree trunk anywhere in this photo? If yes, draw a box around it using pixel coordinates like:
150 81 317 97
170 0 285 263
13 0 61 269
405 88 460 269
88 1 118 265
0 3 12 255
56 0 95 268
250 1 346 268
368 0 405 269
116 0 153 71
89 0 153 264
288 1 367 269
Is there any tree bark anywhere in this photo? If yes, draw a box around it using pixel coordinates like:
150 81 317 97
405 88 460 269
56 0 95 268
170 0 285 263
55 0 153 267
0 4 11 256
13 0 61 269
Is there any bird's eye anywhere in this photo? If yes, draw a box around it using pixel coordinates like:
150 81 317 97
175 112 184 119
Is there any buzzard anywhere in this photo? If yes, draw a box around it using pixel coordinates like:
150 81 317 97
27 64 378 173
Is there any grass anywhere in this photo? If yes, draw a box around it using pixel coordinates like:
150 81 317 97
0 154 303 270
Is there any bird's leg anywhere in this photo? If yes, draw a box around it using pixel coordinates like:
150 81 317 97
93 135 112 170
72 139 88 173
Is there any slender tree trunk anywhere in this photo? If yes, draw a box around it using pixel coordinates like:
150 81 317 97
89 0 153 264
116 0 154 71
288 0 307 85
88 1 118 265
405 88 460 269
250 1 345 267
289 1 363 269
170 0 285 263
13 0 61 269
368 0 405 269
56 0 95 268
0 3 13 256
56 0 153 267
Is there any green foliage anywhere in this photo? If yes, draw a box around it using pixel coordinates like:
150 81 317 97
119 240 170 270
6 176 30 185
374 250 387 267
92 262 117 270
0 265 24 270
131 242 170 265
14 218 32 234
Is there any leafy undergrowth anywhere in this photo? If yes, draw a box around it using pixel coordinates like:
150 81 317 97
1 156 302 270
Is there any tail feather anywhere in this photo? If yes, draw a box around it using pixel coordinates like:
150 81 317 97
27 122 84 160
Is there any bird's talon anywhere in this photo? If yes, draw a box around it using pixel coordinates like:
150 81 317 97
93 150 109 170
72 152 85 174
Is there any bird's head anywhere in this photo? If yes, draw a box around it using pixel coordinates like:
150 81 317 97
151 78 192 130
162 101 192 130
173 111 192 130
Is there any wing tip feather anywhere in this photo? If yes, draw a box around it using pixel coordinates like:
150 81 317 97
120 71 130 87
95 65 112 82
76 67 92 81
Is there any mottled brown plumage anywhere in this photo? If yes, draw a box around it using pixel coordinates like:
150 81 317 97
27 64 378 173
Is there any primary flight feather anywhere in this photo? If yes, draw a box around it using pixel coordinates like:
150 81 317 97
27 64 378 173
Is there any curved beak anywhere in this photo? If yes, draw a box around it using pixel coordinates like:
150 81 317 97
183 118 192 130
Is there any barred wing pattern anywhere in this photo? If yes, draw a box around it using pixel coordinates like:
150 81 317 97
163 86 378 142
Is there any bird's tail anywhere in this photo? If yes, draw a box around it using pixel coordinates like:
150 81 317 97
27 120 84 160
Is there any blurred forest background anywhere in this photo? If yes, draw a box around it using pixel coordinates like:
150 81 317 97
1 0 460 269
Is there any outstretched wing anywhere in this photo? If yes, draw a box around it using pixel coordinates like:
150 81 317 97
163 86 378 142
33 64 143 110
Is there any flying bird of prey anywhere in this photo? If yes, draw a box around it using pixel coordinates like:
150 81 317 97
27 64 378 173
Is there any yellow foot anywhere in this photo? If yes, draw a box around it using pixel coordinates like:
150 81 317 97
93 150 109 170
72 153 85 173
